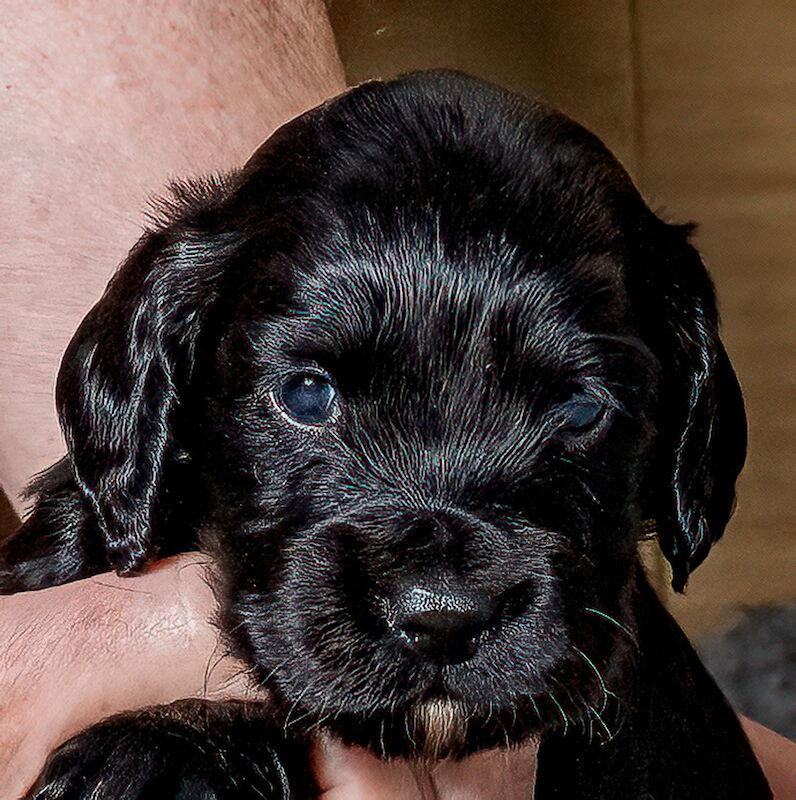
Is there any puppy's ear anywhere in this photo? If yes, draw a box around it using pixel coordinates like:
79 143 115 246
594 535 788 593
631 216 747 591
56 180 235 574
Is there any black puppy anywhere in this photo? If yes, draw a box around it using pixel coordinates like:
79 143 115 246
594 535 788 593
1 71 771 798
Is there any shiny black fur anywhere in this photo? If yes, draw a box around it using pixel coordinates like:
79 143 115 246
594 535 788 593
2 72 769 798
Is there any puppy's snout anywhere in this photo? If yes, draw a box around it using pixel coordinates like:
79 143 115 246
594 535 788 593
389 586 496 663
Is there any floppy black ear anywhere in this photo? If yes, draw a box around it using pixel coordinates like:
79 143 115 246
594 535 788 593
55 180 235 574
631 217 747 591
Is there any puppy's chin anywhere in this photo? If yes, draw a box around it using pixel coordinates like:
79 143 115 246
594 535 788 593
308 697 535 761
405 698 470 761
327 698 476 761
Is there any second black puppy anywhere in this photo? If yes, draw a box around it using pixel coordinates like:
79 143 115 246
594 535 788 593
2 72 770 798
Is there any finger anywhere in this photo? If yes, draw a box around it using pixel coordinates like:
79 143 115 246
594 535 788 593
430 741 539 800
313 737 422 800
312 737 540 800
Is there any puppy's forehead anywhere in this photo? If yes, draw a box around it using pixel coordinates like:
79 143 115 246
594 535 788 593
241 73 637 271
241 73 640 371
283 245 628 391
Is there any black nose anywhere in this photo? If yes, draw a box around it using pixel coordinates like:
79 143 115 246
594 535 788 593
390 586 495 663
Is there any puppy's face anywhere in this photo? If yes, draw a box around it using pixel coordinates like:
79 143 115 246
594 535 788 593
56 73 746 758
210 217 653 757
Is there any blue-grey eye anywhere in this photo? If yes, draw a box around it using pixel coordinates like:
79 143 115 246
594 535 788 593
279 372 336 425
559 396 605 433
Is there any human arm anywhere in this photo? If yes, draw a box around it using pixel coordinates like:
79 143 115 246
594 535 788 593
741 717 796 800
0 4 540 795
0 0 345 513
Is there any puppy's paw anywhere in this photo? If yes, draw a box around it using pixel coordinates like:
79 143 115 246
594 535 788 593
26 701 314 800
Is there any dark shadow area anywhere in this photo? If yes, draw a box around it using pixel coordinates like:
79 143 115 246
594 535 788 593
700 605 796 738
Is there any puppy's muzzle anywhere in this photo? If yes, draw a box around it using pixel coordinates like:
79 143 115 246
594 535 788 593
362 509 540 665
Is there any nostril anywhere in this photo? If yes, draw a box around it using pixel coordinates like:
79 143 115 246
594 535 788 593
390 586 496 663
398 610 483 661
399 608 482 639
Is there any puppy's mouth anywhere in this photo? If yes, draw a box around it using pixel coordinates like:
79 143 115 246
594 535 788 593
286 685 535 761
308 694 480 761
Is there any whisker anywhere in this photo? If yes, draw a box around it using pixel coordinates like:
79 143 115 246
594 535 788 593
283 681 315 734
571 645 616 713
588 703 615 742
583 606 638 649
547 691 569 736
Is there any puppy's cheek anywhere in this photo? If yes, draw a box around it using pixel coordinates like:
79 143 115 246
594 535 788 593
238 532 410 709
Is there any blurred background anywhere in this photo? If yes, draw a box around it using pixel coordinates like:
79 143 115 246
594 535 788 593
1 0 793 735
326 0 796 735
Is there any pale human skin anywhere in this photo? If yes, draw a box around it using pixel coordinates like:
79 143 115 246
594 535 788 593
0 1 792 798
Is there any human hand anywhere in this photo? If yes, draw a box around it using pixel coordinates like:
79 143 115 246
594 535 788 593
0 553 253 798
0 553 539 799
4 552 789 800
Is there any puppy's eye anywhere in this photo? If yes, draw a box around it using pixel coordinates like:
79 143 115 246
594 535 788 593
558 396 606 434
278 372 337 425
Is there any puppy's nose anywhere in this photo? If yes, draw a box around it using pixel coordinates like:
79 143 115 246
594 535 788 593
390 586 495 663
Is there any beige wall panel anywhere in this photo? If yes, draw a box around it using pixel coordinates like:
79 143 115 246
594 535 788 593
636 0 796 635
634 1 796 199
329 0 638 173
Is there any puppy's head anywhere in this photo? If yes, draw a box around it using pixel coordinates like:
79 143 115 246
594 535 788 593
55 72 746 757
